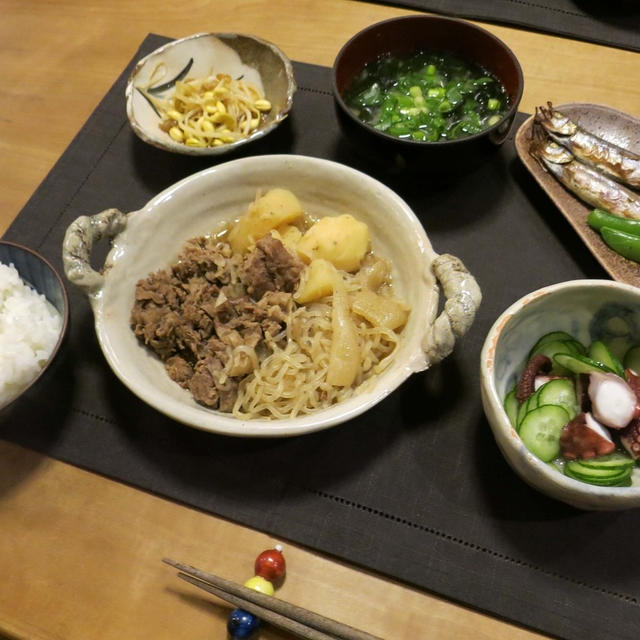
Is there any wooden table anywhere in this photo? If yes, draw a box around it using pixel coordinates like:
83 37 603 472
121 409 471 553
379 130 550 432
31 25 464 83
0 2 638 638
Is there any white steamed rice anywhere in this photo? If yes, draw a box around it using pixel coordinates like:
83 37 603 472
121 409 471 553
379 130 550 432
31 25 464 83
0 261 62 407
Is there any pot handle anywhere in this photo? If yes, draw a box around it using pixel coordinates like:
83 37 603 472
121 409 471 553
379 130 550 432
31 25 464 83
422 254 482 366
62 208 128 296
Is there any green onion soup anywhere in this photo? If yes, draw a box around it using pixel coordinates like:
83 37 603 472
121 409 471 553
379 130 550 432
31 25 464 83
344 51 509 142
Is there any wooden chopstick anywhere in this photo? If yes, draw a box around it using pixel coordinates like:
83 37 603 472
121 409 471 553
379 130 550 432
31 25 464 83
176 572 338 640
163 558 383 640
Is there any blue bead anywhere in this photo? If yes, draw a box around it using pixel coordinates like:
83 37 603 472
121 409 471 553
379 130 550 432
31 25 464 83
227 608 260 639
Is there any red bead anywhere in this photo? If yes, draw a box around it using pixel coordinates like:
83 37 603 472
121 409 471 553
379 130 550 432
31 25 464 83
254 548 286 582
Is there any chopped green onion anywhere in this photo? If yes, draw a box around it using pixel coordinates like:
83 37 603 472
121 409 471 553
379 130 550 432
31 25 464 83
343 51 509 141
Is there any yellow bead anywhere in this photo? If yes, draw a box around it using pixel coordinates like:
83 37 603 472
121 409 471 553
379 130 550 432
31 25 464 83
244 576 274 596
167 109 182 121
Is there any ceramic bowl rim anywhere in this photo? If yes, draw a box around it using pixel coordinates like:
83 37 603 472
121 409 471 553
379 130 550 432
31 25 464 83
481 278 640 503
332 14 524 149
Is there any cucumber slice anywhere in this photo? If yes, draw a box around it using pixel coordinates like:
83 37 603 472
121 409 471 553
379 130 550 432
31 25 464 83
564 339 587 355
516 395 532 431
588 341 625 377
537 378 580 421
519 405 570 462
565 461 633 486
573 452 635 471
528 331 576 358
503 387 519 428
516 387 542 431
623 344 640 374
531 339 582 359
568 460 629 479
553 353 615 375
530 340 582 375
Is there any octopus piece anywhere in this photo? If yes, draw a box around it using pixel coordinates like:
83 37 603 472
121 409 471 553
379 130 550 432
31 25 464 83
588 372 639 429
625 368 640 401
574 373 591 413
620 419 640 460
516 354 552 404
560 412 616 460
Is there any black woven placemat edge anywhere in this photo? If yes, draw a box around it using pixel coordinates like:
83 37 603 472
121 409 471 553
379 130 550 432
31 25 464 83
355 0 640 52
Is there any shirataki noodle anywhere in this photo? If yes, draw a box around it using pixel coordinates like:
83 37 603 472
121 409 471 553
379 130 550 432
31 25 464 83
233 281 400 419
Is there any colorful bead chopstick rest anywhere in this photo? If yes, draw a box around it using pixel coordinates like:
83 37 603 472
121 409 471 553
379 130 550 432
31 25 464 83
227 545 286 639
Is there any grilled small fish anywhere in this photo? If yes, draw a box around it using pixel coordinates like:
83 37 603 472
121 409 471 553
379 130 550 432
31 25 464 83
530 125 640 219
535 102 640 189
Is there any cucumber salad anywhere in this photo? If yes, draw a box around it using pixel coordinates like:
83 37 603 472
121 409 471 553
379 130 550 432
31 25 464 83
504 330 640 487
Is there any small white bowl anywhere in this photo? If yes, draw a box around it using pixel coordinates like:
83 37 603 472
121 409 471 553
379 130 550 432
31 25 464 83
62 155 480 437
125 32 296 155
481 279 640 510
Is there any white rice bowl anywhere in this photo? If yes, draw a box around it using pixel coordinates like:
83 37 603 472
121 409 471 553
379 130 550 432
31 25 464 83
0 262 62 407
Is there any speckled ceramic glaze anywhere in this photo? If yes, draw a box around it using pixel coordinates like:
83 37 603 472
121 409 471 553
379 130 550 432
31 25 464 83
0 241 69 408
62 155 481 437
481 280 640 510
125 32 296 156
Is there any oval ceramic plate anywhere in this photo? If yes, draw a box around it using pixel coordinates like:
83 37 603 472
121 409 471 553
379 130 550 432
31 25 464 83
515 103 640 287
125 32 296 156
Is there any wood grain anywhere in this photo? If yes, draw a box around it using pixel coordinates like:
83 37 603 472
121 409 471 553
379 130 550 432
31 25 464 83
0 1 638 638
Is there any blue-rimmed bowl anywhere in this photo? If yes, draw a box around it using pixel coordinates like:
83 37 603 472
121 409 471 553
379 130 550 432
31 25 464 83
481 279 640 510
0 241 69 409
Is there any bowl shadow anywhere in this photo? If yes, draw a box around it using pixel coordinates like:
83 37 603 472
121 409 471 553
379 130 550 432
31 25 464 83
0 341 75 497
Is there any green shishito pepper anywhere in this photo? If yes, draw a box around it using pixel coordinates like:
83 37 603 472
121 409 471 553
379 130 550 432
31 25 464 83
587 208 640 236
587 209 640 263
600 227 640 263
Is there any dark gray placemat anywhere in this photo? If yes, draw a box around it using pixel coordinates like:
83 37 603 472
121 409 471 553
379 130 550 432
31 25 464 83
3 34 640 640
363 0 640 52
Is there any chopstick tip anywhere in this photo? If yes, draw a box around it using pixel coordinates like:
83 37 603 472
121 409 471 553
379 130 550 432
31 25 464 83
162 557 180 568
